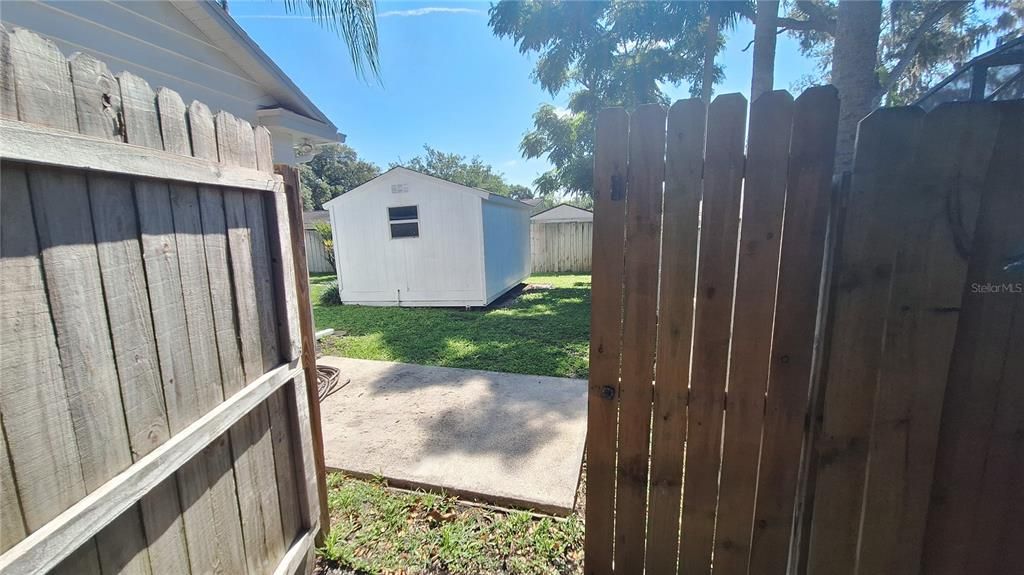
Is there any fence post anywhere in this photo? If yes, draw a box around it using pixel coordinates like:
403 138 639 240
276 163 331 545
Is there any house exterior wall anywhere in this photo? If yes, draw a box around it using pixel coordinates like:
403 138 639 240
482 200 531 303
328 171 486 306
0 0 278 121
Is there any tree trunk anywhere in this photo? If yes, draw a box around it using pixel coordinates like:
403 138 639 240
701 2 720 104
831 0 883 175
751 1 779 102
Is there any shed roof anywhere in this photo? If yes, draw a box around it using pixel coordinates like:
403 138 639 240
531 203 594 222
323 166 531 210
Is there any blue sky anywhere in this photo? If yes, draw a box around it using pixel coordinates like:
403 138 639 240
231 1 816 188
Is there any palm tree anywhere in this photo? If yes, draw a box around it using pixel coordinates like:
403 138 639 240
224 0 381 82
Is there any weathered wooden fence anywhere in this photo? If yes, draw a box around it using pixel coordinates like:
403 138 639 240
0 28 324 574
304 228 334 274
531 221 593 273
585 87 1022 575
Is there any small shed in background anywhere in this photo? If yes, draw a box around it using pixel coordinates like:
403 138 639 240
324 167 531 307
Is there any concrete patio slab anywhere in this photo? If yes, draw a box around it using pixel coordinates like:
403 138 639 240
317 356 587 515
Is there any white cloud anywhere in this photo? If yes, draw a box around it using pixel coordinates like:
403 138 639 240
378 7 483 18
553 107 573 118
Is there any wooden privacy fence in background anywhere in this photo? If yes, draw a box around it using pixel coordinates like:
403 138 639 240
585 88 1021 575
0 28 324 574
531 221 593 273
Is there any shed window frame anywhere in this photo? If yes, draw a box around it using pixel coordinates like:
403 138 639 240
388 205 419 239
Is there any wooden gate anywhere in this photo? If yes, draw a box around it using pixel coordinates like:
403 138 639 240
585 87 1022 575
0 28 325 574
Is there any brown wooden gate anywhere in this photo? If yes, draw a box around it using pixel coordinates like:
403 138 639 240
585 88 1022 575
0 28 325 574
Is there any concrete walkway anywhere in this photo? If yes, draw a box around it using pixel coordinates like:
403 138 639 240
317 356 587 515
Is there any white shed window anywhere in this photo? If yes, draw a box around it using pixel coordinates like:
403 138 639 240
388 205 419 238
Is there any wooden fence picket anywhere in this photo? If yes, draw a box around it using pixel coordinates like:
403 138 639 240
584 84 1018 575
679 93 747 575
613 104 666 572
643 98 705 574
713 90 793 575
921 101 1024 575
805 107 925 574
855 102 1002 575
583 107 629 575
748 86 839 575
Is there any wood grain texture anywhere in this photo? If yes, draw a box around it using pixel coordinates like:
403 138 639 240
87 174 168 462
224 187 288 571
31 166 140 574
215 111 240 166
68 53 121 141
0 119 282 193
157 88 191 156
643 98 705 574
0 363 299 575
237 116 259 170
255 125 274 173
0 422 26 552
583 108 629 575
714 91 793 575
246 190 302 544
0 165 85 531
198 187 247 393
7 28 75 130
613 104 665 572
118 72 163 150
279 163 331 540
748 86 839 575
0 26 17 119
30 167 134 490
136 179 202 431
188 101 218 162
678 93 747 575
857 102 1001 575
806 107 925 574
922 101 1024 575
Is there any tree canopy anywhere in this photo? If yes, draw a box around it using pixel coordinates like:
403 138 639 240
300 143 381 210
489 0 721 199
391 145 534 199
490 0 1022 194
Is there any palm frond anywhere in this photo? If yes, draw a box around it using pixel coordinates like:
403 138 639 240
283 0 381 82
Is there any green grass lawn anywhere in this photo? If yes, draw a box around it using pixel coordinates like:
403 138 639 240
310 273 591 379
310 274 590 574
319 473 583 575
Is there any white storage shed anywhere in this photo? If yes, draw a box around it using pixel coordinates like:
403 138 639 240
324 167 531 307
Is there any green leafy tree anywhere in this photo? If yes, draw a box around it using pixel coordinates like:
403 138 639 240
489 1 727 199
507 184 535 200
391 145 523 197
761 0 1022 171
300 144 381 210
